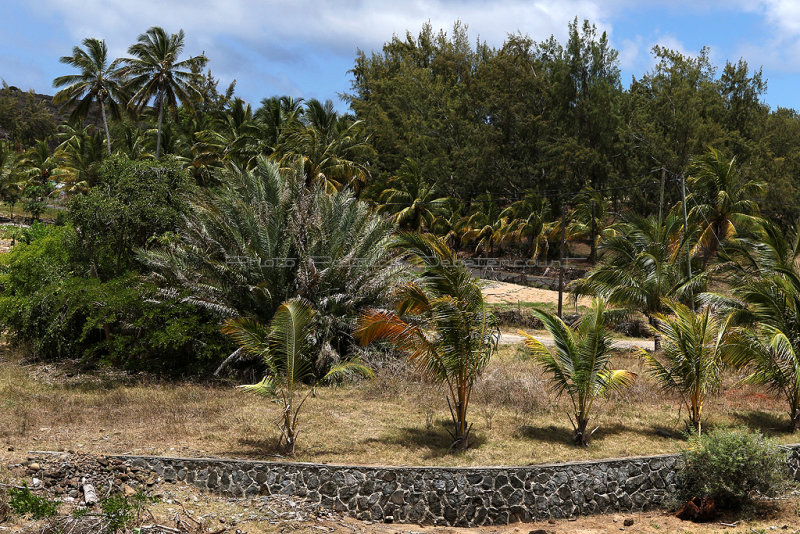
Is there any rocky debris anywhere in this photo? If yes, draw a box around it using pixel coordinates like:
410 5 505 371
7 453 162 504
675 496 716 522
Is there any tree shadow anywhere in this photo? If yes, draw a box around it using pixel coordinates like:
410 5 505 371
517 421 686 447
731 410 791 436
367 420 488 460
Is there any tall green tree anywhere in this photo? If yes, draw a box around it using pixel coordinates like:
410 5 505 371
53 38 127 155
122 26 207 160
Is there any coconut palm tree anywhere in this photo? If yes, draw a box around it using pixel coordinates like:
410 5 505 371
53 122 106 190
226 298 371 454
193 98 266 170
646 301 728 434
278 99 372 191
377 158 446 231
500 190 552 261
53 37 127 155
121 26 207 160
255 95 303 150
684 147 764 266
519 298 636 446
356 233 500 450
462 193 513 257
0 142 24 219
571 214 707 350
708 220 800 431
569 188 614 264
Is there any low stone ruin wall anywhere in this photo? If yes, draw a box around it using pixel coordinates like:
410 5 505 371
110 453 684 526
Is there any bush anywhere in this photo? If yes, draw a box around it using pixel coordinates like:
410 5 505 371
99 491 157 532
8 484 59 519
678 427 790 510
0 224 230 373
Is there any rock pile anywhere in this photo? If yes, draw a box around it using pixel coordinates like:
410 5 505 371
6 453 162 503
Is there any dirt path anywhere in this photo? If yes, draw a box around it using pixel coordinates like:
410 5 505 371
482 280 592 307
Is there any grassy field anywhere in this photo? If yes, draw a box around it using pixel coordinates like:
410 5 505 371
0 341 796 468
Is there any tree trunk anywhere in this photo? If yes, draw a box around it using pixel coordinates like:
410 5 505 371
281 402 297 455
448 392 471 450
100 98 112 156
573 415 590 447
589 199 597 264
155 94 165 161
648 315 661 351
690 395 702 435
790 408 800 433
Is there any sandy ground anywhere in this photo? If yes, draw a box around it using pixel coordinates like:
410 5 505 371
483 280 592 307
498 330 654 349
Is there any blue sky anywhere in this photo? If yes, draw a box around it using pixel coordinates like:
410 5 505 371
2 1 800 112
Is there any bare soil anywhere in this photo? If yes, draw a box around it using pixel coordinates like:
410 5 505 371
482 281 592 307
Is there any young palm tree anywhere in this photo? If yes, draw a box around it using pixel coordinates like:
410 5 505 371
569 188 614 264
571 214 706 350
122 26 207 160
519 299 636 446
226 298 371 454
710 220 800 431
646 301 728 434
356 233 499 450
685 147 764 266
53 37 127 155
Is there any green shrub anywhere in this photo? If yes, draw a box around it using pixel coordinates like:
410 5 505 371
100 491 157 532
678 427 790 509
8 484 59 519
0 224 230 373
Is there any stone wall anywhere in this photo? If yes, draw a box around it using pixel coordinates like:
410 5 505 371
107 445 800 527
109 453 683 526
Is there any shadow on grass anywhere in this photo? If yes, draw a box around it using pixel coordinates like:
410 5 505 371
731 410 791 435
220 437 346 461
517 421 685 447
366 420 488 460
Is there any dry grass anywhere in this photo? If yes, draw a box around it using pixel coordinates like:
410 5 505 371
0 341 798 467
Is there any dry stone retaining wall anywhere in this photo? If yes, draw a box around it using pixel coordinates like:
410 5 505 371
108 445 800 527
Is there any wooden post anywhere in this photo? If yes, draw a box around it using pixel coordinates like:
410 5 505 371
558 203 566 319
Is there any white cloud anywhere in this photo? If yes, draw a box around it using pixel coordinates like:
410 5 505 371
40 0 619 57
35 0 628 103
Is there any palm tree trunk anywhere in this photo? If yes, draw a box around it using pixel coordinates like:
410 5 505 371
574 414 590 447
691 395 702 435
648 315 661 351
156 94 165 161
791 406 800 433
100 98 112 156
